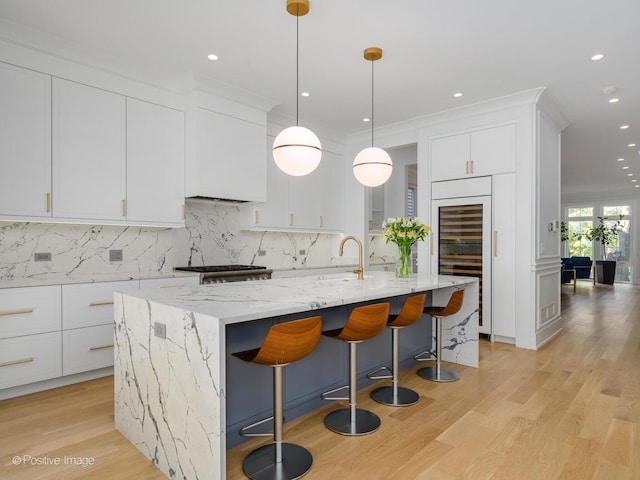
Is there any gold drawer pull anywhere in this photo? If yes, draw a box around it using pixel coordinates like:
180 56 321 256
0 308 34 317
89 344 114 351
89 301 114 307
0 357 34 368
181 204 185 220
46 192 51 213
255 210 259 224
160 285 183 289
122 199 127 217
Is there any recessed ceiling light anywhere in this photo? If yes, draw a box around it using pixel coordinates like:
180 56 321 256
362 117 371 122
591 53 605 61
627 173 634 176
453 92 463 98
207 53 219 61
629 143 637 147
633 179 638 183
636 185 640 188
623 166 629 169
618 158 625 161
609 97 620 103
620 125 630 130
301 92 310 97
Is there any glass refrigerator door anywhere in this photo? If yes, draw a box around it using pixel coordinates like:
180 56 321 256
432 196 491 334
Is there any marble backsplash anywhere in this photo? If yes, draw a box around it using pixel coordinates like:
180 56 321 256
0 202 340 281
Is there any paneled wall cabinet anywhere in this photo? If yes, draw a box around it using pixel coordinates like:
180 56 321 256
430 124 516 182
248 150 345 232
0 62 186 227
0 63 52 218
0 276 199 399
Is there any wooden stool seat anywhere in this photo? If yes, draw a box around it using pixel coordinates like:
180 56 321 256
369 294 426 406
418 289 464 383
232 316 322 480
321 303 390 436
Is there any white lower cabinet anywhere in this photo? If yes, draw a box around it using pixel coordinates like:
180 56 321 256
62 280 138 330
63 324 114 376
0 285 61 339
0 332 62 389
0 276 194 397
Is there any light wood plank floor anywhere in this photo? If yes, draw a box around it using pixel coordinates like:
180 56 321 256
1 282 639 479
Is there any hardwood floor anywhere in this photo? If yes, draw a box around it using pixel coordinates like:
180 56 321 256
1 282 639 479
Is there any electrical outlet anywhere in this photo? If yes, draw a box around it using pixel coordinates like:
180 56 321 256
34 252 51 262
258 250 266 257
109 249 123 262
154 322 166 339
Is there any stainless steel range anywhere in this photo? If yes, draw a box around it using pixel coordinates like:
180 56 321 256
174 265 273 284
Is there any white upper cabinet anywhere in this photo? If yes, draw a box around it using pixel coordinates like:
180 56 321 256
0 63 52 217
317 151 345 231
52 78 126 220
252 142 289 228
126 98 185 225
431 124 516 182
191 107 267 203
249 147 345 232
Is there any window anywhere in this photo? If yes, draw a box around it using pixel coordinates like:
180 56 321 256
568 220 593 257
568 207 593 217
407 187 415 218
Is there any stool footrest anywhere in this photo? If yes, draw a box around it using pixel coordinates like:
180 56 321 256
321 385 349 401
366 365 392 380
414 349 436 362
239 415 275 438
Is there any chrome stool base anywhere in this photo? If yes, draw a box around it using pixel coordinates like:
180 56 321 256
324 408 381 436
243 443 312 480
370 385 420 406
417 365 460 383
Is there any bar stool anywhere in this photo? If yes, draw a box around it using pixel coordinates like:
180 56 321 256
368 294 427 406
417 289 464 383
232 316 322 480
321 303 390 435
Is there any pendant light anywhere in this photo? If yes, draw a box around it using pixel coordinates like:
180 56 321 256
272 0 322 177
353 47 393 187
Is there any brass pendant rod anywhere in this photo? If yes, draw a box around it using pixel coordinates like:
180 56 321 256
296 11 299 126
371 58 374 147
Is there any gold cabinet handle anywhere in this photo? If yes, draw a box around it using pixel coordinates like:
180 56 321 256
465 161 469 175
290 213 294 226
369 220 373 230
493 230 498 257
255 210 259 225
470 160 474 175
0 308 34 317
89 301 114 307
46 192 51 213
320 215 324 228
89 344 114 351
122 199 127 217
0 357 34 368
181 204 185 220
430 233 434 256
160 284 184 289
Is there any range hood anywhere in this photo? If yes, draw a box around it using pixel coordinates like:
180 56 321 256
186 196 252 205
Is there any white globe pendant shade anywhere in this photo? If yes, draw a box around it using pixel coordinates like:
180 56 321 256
272 126 322 176
353 147 393 187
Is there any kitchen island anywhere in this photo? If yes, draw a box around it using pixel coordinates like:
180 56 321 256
114 272 478 479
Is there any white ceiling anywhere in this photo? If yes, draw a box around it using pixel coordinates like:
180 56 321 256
1 0 639 198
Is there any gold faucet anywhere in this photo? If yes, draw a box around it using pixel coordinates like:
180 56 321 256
339 235 364 280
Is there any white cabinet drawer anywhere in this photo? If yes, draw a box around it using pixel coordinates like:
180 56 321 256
63 324 114 375
0 332 62 389
62 280 138 329
0 285 61 339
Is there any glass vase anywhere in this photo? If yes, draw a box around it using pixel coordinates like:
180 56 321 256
395 243 413 278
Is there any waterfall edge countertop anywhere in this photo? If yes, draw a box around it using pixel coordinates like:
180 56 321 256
128 271 476 325
114 271 479 480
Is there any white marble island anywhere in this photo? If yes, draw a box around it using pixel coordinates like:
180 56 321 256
114 272 479 480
